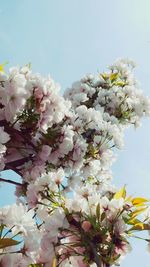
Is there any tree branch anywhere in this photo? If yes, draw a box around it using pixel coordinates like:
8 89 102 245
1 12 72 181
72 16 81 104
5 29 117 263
88 241 102 267
0 177 23 186
5 156 32 169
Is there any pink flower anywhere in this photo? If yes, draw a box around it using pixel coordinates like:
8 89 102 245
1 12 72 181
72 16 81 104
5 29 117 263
76 256 88 267
34 87 43 101
38 145 52 161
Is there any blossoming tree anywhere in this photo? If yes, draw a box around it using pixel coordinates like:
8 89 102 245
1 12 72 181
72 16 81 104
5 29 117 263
0 59 150 267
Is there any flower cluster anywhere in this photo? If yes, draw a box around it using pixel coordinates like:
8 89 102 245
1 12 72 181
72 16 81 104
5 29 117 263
0 59 150 267
1 182 150 267
0 127 10 170
65 59 150 127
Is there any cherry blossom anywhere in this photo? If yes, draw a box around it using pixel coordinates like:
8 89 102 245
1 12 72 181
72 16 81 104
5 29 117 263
0 59 150 267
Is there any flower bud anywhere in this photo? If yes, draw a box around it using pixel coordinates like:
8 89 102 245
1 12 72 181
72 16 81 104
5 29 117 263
81 221 91 232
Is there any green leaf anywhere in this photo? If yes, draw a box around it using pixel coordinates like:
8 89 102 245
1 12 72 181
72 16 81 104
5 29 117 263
0 238 21 249
96 203 100 222
0 224 5 235
101 212 105 221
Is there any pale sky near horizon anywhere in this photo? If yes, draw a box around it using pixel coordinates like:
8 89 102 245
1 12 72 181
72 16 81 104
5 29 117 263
0 0 150 266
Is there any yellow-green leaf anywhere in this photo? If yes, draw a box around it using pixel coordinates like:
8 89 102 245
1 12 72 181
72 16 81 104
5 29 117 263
132 197 149 207
127 217 142 225
88 144 99 158
0 61 8 73
114 186 126 199
0 238 20 249
110 72 119 82
0 65 4 73
52 258 57 267
101 73 109 81
113 81 126 87
129 223 145 231
128 223 150 232
130 207 148 219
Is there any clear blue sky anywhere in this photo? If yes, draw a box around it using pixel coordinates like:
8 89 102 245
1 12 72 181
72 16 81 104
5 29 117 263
0 1 150 266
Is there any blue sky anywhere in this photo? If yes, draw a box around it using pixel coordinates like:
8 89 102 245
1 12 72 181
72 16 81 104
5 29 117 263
0 0 150 266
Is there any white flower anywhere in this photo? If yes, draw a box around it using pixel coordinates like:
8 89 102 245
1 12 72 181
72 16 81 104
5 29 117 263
0 127 10 144
81 160 101 178
44 208 69 234
5 203 35 235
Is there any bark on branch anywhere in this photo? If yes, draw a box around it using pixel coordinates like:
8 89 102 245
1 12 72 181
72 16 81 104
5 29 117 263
5 156 32 169
0 177 23 186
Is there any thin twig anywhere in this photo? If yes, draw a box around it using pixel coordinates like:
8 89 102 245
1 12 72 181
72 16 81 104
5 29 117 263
0 177 22 186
